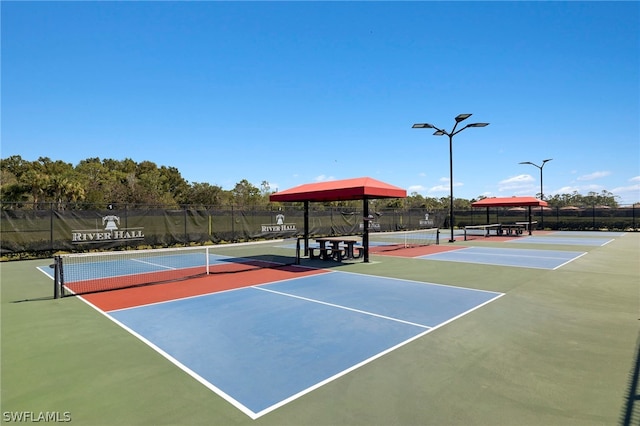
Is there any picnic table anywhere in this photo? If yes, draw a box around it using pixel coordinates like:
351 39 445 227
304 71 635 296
310 236 363 261
498 223 525 235
463 221 538 240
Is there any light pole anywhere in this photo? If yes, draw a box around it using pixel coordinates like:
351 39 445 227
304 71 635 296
519 158 552 229
413 114 489 243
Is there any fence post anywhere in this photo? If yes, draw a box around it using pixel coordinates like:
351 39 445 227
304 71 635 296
184 206 188 243
50 202 54 252
231 205 236 242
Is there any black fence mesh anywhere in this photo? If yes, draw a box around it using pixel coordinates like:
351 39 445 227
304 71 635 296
1 202 636 257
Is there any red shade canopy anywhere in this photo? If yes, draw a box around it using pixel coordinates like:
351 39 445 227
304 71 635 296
269 177 407 203
471 196 548 208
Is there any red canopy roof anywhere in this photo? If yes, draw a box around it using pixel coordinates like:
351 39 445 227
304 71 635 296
471 196 548 208
269 177 407 203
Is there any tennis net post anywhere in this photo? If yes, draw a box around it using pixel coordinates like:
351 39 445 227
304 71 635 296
53 256 61 299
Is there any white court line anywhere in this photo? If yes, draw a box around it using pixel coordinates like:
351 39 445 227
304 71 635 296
130 258 178 270
253 285 432 329
76 296 257 419
247 285 504 419
444 250 577 261
49 267 506 420
106 269 335 313
552 251 589 270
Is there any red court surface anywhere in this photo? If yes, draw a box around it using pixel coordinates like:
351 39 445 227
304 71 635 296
370 244 463 257
83 264 328 312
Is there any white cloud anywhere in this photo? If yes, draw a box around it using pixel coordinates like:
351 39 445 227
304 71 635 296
314 174 335 182
499 174 534 185
552 185 578 194
544 176 639 204
408 184 427 193
549 184 605 197
428 185 449 193
612 183 640 192
426 177 463 193
577 171 611 181
428 182 462 193
497 174 535 193
611 183 640 204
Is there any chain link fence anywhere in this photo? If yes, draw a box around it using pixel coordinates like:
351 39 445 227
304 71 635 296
1 202 636 259
0 202 446 258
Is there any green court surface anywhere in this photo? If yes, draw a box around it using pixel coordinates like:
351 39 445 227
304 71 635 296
1 232 639 425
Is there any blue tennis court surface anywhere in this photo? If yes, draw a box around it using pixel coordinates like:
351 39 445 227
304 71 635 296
107 271 502 418
419 246 587 269
550 231 625 237
507 236 614 246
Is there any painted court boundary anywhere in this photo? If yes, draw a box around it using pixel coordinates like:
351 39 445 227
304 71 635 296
419 246 588 270
77 271 504 419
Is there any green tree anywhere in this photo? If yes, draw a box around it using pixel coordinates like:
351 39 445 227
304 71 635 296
75 158 110 206
183 182 224 208
231 179 261 207
0 156 29 204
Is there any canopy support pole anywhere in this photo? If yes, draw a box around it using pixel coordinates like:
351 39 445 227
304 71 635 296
363 197 370 263
303 200 309 255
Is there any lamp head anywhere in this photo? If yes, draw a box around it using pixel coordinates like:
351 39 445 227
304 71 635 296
467 122 489 128
412 123 435 129
455 113 472 122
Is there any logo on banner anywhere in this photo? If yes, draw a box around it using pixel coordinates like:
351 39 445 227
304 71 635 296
359 221 381 230
261 213 297 233
420 213 434 227
71 215 145 244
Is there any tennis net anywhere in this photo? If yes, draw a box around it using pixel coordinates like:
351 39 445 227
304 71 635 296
368 228 439 251
52 245 295 297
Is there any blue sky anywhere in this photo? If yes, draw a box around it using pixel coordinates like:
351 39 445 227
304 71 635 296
2 1 639 204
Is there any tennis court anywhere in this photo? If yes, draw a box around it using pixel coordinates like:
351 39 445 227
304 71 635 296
104 272 502 418
419 246 587 270
507 235 615 246
3 231 639 425
39 249 504 418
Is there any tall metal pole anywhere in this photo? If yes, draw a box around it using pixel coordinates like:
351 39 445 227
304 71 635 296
413 114 489 243
539 166 544 202
519 159 552 229
448 134 455 243
539 166 545 229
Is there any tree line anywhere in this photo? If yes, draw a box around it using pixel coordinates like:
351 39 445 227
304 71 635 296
0 155 624 210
